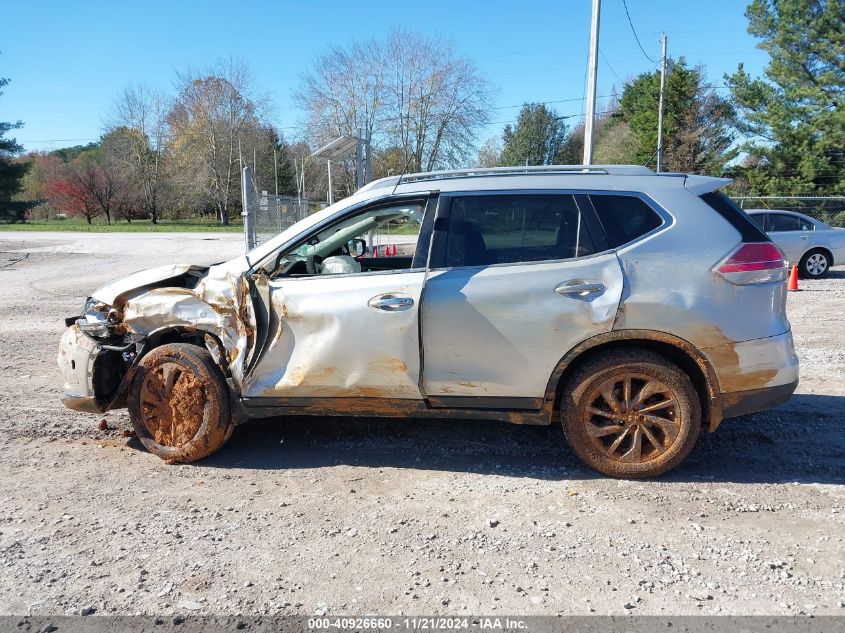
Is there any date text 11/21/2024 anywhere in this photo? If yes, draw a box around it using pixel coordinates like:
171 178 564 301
307 617 528 630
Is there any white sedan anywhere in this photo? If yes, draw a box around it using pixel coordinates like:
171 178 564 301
747 209 845 278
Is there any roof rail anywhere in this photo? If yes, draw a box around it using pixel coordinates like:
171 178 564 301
359 164 656 192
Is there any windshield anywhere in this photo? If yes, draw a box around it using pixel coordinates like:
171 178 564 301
243 189 385 269
254 201 424 277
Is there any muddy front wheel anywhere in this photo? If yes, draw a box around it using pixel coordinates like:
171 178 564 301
128 343 234 463
561 349 701 479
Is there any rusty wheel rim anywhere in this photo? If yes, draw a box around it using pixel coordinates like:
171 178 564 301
139 361 205 447
582 373 682 464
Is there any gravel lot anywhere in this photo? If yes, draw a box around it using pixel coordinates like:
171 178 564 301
0 231 843 617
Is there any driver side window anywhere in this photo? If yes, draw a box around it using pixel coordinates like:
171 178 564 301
264 201 427 278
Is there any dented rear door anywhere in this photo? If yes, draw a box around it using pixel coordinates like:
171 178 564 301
420 192 625 404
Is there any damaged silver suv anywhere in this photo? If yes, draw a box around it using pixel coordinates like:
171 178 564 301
58 165 799 478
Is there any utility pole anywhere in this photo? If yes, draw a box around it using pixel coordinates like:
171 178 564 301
273 147 279 197
582 0 601 166
657 32 668 173
327 159 333 205
355 128 364 189
241 165 255 250
365 137 372 183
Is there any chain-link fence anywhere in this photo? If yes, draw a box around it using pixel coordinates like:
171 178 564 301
241 166 325 248
733 196 845 228
250 190 324 246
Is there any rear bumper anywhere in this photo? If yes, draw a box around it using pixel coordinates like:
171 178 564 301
705 330 799 393
722 379 798 418
705 330 799 424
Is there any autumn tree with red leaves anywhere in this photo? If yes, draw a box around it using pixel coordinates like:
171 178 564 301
44 133 141 224
45 175 100 224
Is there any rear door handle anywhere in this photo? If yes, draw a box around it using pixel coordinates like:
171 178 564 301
555 280 606 299
368 293 415 312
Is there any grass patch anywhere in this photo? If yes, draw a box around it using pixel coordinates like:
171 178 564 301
381 218 421 235
2 218 243 233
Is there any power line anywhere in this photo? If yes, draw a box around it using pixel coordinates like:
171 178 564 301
493 96 586 110
579 32 591 126
599 48 625 85
491 93 621 111
622 0 660 64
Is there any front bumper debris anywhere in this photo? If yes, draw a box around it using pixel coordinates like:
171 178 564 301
58 324 106 413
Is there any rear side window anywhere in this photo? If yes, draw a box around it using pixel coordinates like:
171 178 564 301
699 192 769 243
589 194 663 248
769 213 814 232
445 194 595 267
749 213 767 229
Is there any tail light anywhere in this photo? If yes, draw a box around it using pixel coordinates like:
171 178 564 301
715 243 787 285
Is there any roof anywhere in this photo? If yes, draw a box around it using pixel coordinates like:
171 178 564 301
357 165 730 196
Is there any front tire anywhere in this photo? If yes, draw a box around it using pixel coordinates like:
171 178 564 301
799 249 830 279
561 349 701 478
128 343 234 463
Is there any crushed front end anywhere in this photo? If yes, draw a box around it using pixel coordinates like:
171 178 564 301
57 260 256 415
58 300 142 413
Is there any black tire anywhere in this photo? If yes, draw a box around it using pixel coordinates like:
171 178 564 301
799 249 830 279
561 349 701 479
128 343 234 464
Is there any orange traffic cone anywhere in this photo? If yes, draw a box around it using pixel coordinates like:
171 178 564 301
787 264 801 291
373 245 379 258
391 244 397 256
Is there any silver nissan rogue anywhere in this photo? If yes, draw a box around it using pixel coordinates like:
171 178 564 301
57 165 799 478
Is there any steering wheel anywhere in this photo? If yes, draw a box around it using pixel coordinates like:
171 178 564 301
306 254 324 275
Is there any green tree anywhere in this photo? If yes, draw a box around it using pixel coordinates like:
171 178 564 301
51 142 99 163
619 60 736 174
499 104 568 166
0 76 37 222
17 152 63 219
556 106 638 166
594 120 640 164
726 0 845 194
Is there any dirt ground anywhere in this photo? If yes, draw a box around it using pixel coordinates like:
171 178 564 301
0 231 843 617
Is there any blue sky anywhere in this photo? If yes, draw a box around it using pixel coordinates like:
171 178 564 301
1 0 770 153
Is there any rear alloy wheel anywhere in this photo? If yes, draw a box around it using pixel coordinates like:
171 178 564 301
561 350 701 478
799 249 830 279
128 343 234 464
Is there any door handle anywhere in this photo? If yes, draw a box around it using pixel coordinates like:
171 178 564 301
368 294 415 312
555 280 606 299
800 235 809 240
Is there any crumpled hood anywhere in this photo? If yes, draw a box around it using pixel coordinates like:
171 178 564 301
91 264 210 306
